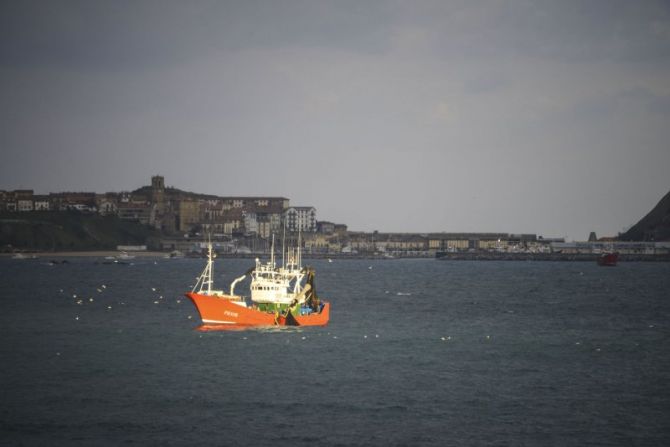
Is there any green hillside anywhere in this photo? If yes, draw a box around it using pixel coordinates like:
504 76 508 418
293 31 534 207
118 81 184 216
619 190 670 241
0 211 161 251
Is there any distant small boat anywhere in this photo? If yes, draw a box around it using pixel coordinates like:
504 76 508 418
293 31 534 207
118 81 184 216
12 253 37 260
117 251 135 260
597 252 619 266
164 250 185 259
105 251 135 261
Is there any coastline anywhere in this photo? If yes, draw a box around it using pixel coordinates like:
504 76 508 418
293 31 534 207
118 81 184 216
1 251 669 261
0 251 167 258
435 252 670 262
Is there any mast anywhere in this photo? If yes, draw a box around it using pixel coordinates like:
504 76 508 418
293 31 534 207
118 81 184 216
298 225 302 270
270 233 275 268
207 242 213 295
282 219 286 269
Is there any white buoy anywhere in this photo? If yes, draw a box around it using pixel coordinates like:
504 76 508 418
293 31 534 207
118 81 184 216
89 298 94 302
75 316 79 320
152 287 156 291
102 285 106 289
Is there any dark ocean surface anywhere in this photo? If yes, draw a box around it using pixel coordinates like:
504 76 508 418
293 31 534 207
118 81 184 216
1 257 669 446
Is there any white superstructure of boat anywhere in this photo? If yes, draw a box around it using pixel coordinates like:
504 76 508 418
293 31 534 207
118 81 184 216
249 234 309 307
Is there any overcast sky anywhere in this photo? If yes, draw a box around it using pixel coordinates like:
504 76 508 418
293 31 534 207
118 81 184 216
1 1 669 240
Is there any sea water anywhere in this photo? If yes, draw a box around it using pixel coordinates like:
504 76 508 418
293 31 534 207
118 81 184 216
1 257 669 446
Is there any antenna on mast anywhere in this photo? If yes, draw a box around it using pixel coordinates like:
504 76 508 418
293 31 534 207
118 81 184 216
298 225 302 270
282 219 286 268
206 234 214 295
270 233 275 267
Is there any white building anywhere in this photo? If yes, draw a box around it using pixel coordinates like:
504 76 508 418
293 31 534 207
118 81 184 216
17 199 34 212
98 201 117 215
284 206 316 233
33 197 50 211
243 211 258 235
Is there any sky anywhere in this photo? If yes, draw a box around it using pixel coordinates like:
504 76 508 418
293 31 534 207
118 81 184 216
1 0 669 240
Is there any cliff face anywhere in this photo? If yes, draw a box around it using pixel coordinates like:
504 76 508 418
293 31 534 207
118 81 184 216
619 190 670 241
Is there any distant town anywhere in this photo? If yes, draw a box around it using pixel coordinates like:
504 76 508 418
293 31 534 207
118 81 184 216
1 175 669 258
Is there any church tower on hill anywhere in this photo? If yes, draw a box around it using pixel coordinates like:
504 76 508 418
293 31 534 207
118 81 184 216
151 175 165 214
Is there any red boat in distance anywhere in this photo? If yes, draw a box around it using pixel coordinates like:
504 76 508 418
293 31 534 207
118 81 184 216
185 241 330 329
597 252 619 266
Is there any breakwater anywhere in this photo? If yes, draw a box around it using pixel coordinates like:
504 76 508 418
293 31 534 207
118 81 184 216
436 252 670 262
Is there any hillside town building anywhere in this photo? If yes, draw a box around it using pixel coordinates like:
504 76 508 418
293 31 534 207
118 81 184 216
8 175 661 257
0 176 317 240
285 206 317 233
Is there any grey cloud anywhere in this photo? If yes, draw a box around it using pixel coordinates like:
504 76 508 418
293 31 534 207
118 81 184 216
3 1 670 71
397 1 670 65
463 73 510 94
648 93 670 115
0 0 395 71
1 0 669 240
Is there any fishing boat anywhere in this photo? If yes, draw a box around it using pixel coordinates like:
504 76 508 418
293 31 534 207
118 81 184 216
185 239 329 328
597 251 619 266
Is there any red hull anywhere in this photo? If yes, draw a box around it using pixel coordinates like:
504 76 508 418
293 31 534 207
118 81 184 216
185 292 330 327
597 252 619 266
